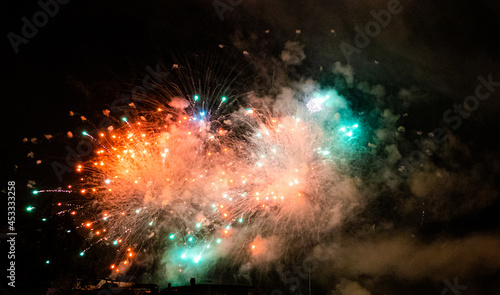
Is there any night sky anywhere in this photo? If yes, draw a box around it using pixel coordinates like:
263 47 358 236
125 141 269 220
2 0 500 294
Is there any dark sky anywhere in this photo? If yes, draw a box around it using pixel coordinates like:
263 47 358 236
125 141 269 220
3 0 500 137
2 0 500 294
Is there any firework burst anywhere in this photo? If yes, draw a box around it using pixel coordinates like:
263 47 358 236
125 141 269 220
35 55 366 284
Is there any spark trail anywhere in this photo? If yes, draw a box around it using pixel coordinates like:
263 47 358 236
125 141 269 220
35 64 366 284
